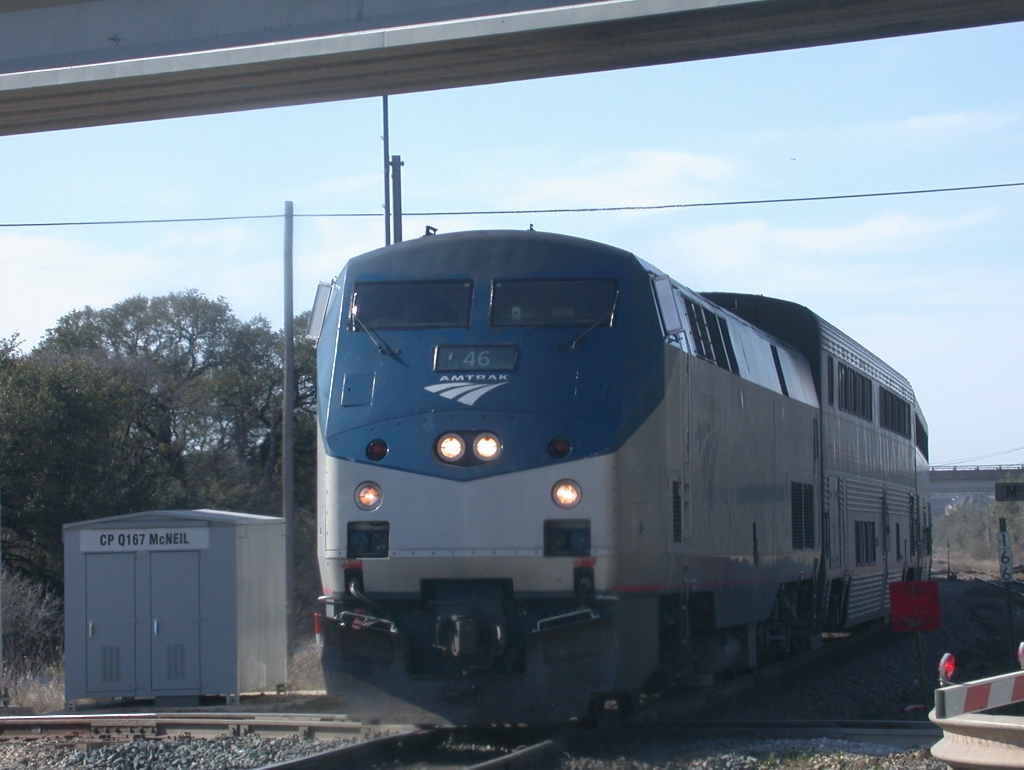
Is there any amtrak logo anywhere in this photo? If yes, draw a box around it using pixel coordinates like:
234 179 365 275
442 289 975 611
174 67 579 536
424 374 509 406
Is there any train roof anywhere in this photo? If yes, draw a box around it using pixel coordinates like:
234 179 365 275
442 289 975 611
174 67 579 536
335 230 919 413
344 229 640 276
702 292 916 406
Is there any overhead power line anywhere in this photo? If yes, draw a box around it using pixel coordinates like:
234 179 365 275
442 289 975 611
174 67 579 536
0 181 1021 229
936 444 1024 466
402 181 1024 217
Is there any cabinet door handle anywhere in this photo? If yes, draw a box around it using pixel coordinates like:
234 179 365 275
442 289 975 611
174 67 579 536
153 619 159 636
88 620 94 638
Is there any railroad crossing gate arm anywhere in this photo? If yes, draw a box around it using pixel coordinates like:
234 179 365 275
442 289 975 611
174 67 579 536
933 669 1024 719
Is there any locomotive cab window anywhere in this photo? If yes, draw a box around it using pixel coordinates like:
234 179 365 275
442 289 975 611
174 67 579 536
350 280 473 330
490 279 618 327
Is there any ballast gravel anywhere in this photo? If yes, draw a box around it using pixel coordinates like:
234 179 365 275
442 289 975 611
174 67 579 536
559 739 946 770
0 735 346 770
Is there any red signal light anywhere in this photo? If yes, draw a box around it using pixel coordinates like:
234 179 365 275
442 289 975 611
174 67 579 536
939 652 955 684
549 437 571 459
366 439 388 461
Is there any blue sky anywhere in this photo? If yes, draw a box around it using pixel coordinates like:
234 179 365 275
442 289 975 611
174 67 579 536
1 21 1022 467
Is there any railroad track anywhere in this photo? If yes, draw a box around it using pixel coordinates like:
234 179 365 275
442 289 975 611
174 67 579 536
0 710 409 745
618 719 942 748
0 622 918 770
254 729 560 770
253 720 940 770
0 711 940 770
630 620 889 722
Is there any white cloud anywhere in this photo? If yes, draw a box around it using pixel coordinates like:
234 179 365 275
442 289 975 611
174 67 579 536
649 210 993 291
404 148 735 214
1 232 156 343
749 109 1022 150
511 150 734 208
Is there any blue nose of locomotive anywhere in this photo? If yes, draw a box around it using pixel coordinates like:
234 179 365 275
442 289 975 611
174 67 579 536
315 230 666 480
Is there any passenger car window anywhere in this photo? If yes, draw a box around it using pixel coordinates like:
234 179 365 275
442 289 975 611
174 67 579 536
490 279 617 327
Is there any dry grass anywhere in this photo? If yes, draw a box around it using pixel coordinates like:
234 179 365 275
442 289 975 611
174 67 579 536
289 644 325 692
2 666 65 714
932 554 999 578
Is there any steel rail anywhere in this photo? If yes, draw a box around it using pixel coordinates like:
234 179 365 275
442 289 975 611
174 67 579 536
0 711 413 743
250 730 559 770
249 729 443 770
623 719 941 749
464 739 560 770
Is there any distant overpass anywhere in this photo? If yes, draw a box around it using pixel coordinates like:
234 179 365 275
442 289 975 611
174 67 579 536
2 0 1024 135
930 465 1024 513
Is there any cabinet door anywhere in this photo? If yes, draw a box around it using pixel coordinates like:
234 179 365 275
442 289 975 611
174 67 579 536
86 553 136 693
150 551 201 691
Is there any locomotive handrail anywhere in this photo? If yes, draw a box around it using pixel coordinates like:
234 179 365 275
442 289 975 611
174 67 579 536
337 610 398 634
534 609 599 632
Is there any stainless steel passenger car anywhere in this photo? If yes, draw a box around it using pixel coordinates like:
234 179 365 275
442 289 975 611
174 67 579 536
307 230 930 724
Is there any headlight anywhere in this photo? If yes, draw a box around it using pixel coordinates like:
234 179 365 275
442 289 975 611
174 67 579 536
436 433 465 462
473 433 501 461
354 482 382 510
552 480 581 508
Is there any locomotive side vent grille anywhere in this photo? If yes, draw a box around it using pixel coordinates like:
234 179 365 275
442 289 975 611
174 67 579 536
672 481 682 543
909 493 918 557
791 482 814 550
822 475 832 564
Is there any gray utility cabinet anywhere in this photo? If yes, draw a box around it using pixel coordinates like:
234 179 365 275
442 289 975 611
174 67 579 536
64 509 286 706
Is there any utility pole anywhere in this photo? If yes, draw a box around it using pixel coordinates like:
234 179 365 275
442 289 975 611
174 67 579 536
391 155 404 243
382 96 391 246
0 445 5 698
282 201 295 657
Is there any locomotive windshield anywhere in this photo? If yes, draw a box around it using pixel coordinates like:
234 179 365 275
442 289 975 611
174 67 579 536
350 280 473 330
490 279 618 327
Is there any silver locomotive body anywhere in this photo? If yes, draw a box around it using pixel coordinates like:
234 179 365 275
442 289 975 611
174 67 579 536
310 231 929 723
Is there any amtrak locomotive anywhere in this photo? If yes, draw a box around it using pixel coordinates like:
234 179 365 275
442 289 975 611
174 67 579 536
307 230 930 724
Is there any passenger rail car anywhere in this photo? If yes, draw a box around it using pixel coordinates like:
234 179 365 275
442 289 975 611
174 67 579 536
307 230 930 724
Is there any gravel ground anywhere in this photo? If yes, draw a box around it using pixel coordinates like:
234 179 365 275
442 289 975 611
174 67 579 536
1 574 1013 769
559 738 945 770
561 574 1016 770
689 575 1024 722
0 735 348 770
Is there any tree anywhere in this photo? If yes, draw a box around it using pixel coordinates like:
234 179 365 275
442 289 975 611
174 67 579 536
0 292 319 626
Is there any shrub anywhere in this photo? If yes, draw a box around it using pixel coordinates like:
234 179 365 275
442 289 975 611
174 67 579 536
1 565 63 676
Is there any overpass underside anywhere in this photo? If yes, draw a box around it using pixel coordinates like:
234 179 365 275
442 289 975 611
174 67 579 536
2 0 1024 135
931 466 1024 513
